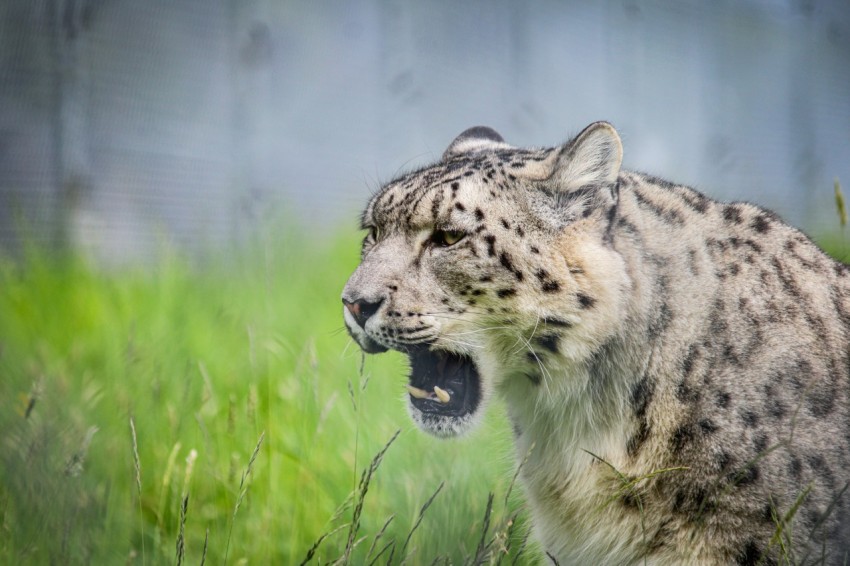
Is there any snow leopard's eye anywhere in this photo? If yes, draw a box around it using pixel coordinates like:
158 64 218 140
361 227 381 255
430 229 466 247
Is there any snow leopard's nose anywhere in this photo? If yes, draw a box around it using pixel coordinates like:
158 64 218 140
342 297 383 329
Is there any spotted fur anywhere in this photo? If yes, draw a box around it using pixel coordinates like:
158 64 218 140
341 122 850 564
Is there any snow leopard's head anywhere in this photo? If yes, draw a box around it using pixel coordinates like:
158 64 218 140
342 122 627 437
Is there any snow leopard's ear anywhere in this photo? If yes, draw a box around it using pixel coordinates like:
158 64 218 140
551 121 622 191
520 122 623 191
442 126 511 161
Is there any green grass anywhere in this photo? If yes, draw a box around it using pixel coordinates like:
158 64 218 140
0 233 531 565
3 222 847 565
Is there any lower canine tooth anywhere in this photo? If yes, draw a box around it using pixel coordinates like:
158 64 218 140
433 386 450 403
406 385 430 399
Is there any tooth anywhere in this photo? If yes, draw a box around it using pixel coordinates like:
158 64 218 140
433 386 450 404
406 385 431 399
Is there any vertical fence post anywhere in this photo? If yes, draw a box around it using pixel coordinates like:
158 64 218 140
50 0 93 255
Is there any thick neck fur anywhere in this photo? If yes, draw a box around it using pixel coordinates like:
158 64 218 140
496 177 658 467
489 175 697 563
494 336 652 563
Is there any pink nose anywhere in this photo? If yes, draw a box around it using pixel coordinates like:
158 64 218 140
344 300 361 318
342 297 382 328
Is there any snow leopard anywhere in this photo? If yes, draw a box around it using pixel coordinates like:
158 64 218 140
341 121 850 564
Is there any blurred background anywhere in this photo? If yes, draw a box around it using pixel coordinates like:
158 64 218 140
2 0 849 262
2 2 850 563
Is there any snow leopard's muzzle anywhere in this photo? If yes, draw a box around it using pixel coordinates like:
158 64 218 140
341 294 483 437
341 297 389 354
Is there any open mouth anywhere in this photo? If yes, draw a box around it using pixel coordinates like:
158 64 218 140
404 346 481 418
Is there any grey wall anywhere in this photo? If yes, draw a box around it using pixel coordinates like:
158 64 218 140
1 0 849 262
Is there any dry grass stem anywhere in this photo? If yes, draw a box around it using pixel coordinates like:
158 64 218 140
367 540 394 566
399 481 445 561
299 523 350 566
492 513 520 566
505 442 535 507
510 531 531 566
129 416 146 564
182 449 198 498
130 417 142 496
471 492 495 564
157 442 182 541
199 528 208 566
343 429 401 563
175 495 188 566
223 431 265 566
365 514 395 562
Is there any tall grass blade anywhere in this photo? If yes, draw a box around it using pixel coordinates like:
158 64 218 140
365 514 395 562
23 376 42 419
343 429 401 563
492 513 520 566
182 449 198 498
175 495 188 566
299 523 350 566
130 416 146 565
797 481 850 566
366 540 394 566
399 481 444 561
510 531 530 566
199 528 208 566
64 425 98 477
156 442 182 546
223 431 265 566
505 442 534 507
471 492 495 565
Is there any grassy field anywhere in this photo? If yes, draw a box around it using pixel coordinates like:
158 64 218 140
2 221 847 565
0 231 532 565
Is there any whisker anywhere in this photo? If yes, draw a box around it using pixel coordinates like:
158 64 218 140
423 313 500 326
423 307 513 320
394 331 437 344
437 335 483 351
443 325 514 337
421 313 472 323
521 338 552 385
509 313 555 398
509 312 542 357
425 315 484 324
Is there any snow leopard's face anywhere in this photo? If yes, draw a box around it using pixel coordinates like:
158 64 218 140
342 123 625 437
